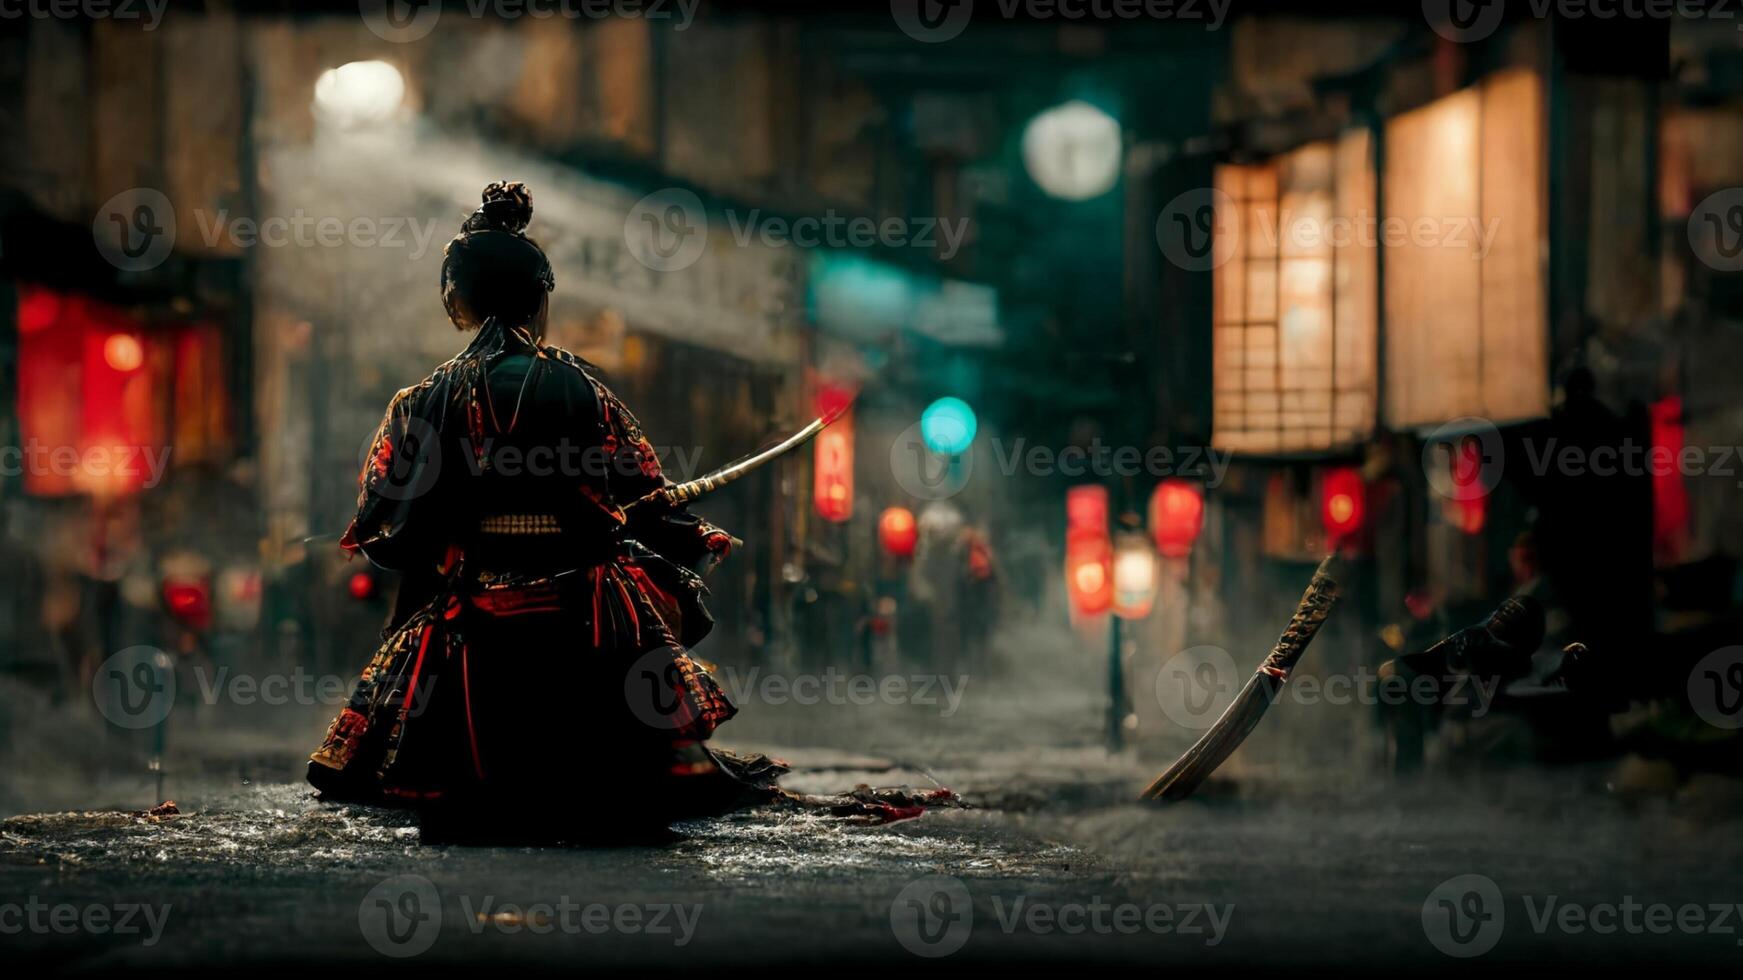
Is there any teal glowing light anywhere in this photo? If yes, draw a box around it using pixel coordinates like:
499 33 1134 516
921 397 977 455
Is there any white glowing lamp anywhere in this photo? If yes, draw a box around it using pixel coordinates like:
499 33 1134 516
313 60 407 129
1021 100 1122 201
1111 531 1158 620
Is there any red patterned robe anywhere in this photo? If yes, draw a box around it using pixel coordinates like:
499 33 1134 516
308 321 742 821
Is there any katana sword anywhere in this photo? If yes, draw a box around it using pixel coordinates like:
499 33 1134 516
1142 554 1344 803
627 404 849 514
301 405 850 549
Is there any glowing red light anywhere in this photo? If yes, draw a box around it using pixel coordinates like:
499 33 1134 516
1447 441 1488 535
1067 485 1109 535
813 410 854 523
1065 528 1113 618
878 506 918 559
1321 467 1366 543
813 383 856 421
1149 479 1205 559
348 571 378 601
162 579 212 629
1651 396 1690 564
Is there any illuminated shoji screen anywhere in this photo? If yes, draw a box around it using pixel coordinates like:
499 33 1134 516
1383 68 1549 428
1212 130 1377 455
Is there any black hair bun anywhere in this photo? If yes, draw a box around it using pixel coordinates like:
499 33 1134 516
466 180 534 235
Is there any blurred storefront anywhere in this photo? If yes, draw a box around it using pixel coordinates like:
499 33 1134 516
1127 10 1743 760
0 9 1030 689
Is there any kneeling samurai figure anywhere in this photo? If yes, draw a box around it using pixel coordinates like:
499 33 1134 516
308 182 750 832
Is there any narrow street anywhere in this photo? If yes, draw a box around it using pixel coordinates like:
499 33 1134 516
5 659 1740 973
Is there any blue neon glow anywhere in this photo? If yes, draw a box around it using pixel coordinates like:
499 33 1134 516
920 397 977 455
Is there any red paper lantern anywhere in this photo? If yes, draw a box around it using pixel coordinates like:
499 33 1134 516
1149 479 1205 559
1065 528 1113 618
1321 466 1366 542
878 506 918 559
1067 484 1109 535
16 286 159 497
1448 440 1488 535
1650 396 1690 563
814 383 856 421
813 408 854 523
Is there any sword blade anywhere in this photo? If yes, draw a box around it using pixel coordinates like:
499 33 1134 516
637 405 847 512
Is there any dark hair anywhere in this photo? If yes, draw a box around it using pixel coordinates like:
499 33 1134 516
440 181 555 330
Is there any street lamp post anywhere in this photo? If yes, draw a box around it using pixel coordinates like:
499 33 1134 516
1109 524 1159 752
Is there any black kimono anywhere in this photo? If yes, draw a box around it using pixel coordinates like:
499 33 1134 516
308 321 741 822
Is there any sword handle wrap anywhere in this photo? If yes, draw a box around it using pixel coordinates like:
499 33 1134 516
1257 555 1342 679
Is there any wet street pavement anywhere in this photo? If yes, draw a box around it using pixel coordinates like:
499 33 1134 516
4 670 1743 974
